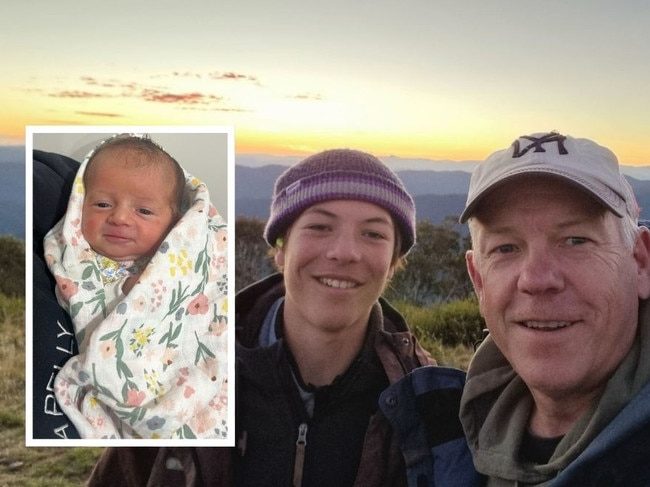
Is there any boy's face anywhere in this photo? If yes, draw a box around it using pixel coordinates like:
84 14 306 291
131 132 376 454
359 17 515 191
81 148 177 262
274 199 396 335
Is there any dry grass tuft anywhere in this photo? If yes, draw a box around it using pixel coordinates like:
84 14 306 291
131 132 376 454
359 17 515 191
0 295 103 487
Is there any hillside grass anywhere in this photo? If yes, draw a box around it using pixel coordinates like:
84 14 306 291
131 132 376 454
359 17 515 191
395 298 485 370
0 295 102 487
3 294 480 485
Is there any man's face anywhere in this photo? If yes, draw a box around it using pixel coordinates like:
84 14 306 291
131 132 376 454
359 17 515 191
466 175 650 405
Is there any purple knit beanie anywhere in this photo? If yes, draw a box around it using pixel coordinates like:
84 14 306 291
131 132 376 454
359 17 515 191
263 148 416 255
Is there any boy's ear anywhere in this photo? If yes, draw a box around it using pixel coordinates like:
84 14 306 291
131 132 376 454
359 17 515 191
274 244 285 271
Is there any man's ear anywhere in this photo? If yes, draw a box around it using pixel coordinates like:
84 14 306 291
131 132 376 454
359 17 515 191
634 227 650 299
466 250 484 303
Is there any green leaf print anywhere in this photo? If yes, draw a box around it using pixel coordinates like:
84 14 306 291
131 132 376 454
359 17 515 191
163 281 190 320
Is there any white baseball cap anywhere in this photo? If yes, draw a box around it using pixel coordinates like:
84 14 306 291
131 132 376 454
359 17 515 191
460 131 639 223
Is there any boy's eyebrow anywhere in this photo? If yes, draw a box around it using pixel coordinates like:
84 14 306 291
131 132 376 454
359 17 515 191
303 206 393 225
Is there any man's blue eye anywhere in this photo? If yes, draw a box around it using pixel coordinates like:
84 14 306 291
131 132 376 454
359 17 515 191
566 237 588 246
496 244 516 254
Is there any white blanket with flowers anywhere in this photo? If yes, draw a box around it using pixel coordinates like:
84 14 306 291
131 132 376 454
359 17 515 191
43 161 229 440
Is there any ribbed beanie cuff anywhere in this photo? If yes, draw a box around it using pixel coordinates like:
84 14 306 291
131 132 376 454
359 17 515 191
264 149 416 255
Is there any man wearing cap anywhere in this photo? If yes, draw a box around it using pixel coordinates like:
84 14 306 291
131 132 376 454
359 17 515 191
459 132 650 485
89 148 482 486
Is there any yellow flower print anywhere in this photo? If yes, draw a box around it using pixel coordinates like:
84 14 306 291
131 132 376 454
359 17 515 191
129 324 155 356
144 369 166 397
168 249 193 277
74 176 84 194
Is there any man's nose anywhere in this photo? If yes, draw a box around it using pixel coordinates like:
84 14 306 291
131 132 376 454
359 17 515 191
517 247 565 294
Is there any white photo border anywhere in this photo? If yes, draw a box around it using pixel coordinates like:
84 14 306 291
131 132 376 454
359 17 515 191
25 125 236 447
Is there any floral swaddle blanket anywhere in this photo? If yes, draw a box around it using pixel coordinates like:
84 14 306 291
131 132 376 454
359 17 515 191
44 158 229 440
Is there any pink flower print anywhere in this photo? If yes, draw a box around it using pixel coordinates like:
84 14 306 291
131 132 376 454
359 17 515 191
189 405 217 435
55 276 78 303
209 393 228 412
188 294 209 315
208 205 219 218
161 347 178 367
126 389 146 407
208 318 227 337
184 385 195 398
215 229 227 251
79 248 94 261
99 339 116 358
198 356 221 382
149 280 167 311
209 378 228 412
177 367 190 386
44 253 56 266
132 295 147 312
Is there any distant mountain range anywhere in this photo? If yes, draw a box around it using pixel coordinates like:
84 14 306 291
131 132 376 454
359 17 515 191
235 155 650 226
4 146 650 241
0 147 25 239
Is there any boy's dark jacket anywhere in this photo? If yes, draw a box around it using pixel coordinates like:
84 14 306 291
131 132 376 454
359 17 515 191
89 273 482 486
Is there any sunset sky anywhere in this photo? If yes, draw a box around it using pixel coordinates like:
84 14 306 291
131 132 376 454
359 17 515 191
3 0 649 165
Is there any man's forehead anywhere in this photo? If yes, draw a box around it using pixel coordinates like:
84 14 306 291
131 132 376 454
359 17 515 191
475 174 609 218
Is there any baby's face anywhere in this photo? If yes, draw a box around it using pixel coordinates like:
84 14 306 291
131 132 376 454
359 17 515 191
81 148 177 262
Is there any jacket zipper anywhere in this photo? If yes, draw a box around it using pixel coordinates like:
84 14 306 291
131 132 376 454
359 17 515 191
293 422 308 487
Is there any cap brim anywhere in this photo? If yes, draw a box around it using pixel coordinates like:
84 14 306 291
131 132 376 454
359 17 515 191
459 170 626 223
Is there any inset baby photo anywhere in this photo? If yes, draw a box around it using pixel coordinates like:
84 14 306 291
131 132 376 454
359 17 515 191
27 126 234 447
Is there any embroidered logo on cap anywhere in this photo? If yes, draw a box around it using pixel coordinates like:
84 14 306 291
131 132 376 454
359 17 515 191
512 133 568 158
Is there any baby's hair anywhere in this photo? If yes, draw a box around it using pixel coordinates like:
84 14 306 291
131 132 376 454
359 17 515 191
83 134 187 216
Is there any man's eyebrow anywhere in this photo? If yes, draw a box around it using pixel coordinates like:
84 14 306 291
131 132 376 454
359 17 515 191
481 215 599 235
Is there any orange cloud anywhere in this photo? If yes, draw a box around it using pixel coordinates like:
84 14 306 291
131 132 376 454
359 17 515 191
140 89 222 105
209 71 259 83
38 74 249 112
289 92 323 101
76 111 123 118
48 90 109 99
